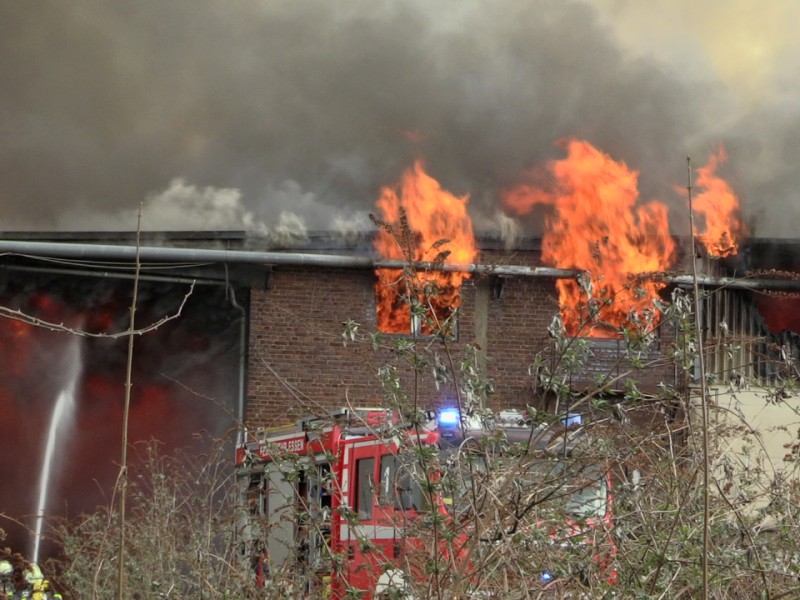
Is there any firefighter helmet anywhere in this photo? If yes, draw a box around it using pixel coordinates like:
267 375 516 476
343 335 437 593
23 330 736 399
25 562 44 585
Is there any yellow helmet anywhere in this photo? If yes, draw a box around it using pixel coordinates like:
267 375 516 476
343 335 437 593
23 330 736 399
25 563 44 584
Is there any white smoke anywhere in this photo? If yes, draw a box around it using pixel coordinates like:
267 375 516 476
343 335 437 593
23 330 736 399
270 210 309 247
140 179 270 235
495 211 522 250
59 178 314 245
332 211 373 245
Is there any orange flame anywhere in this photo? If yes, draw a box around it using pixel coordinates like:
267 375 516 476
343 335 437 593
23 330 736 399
373 160 477 333
503 139 676 337
692 146 746 257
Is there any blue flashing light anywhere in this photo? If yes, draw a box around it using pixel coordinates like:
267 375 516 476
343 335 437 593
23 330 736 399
540 571 553 584
438 408 460 427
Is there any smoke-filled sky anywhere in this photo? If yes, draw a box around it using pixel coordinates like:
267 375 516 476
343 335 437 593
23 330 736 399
2 0 799 238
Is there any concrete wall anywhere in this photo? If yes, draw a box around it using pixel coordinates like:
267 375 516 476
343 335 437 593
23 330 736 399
711 387 800 503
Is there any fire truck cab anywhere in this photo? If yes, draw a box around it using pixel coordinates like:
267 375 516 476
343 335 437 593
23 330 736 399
437 409 617 587
235 407 441 598
235 407 615 597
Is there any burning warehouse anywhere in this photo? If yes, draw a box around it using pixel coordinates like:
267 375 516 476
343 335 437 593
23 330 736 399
2 146 800 565
2 140 800 548
5 1 800 595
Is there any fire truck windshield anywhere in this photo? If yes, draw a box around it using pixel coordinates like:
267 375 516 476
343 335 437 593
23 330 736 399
444 450 608 521
559 463 607 519
380 454 432 513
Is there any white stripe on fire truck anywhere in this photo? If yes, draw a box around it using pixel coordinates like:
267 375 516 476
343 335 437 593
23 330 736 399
347 438 386 449
268 432 305 442
341 446 350 504
340 471 349 503
340 524 398 541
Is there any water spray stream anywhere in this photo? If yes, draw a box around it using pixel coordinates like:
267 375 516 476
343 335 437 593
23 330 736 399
32 337 82 564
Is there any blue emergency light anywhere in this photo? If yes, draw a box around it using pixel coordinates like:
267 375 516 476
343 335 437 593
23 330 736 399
437 407 460 427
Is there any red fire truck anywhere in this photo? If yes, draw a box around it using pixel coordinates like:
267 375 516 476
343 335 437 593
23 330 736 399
234 407 615 598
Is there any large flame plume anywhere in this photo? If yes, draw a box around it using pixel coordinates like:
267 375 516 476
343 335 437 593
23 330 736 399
373 161 477 334
503 139 677 337
691 146 747 257
374 141 745 338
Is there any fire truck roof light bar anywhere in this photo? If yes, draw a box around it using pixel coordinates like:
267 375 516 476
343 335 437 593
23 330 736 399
437 408 460 427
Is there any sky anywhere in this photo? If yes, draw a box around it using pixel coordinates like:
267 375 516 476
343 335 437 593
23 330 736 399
2 0 799 238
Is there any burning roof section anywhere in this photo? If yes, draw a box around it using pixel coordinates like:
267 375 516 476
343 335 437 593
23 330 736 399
364 140 748 339
7 132 800 348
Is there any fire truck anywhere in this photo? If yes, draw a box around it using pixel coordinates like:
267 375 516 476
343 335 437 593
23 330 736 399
234 406 615 598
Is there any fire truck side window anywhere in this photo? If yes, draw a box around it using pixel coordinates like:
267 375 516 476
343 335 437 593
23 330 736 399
378 454 410 510
379 456 391 504
355 458 375 520
247 472 266 516
379 454 431 512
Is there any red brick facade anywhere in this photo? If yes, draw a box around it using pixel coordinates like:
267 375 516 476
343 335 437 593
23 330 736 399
245 248 678 428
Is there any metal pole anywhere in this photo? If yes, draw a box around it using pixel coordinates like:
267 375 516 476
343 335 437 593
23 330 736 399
3 239 800 290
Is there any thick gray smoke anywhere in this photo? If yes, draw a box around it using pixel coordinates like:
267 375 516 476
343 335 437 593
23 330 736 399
0 0 795 237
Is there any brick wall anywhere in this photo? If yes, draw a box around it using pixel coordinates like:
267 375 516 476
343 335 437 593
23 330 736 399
247 266 475 427
246 254 678 428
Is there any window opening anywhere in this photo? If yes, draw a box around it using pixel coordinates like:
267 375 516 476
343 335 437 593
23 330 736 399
513 459 608 520
374 273 461 337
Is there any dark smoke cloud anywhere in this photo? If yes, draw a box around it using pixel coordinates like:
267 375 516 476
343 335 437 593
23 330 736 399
0 0 787 236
